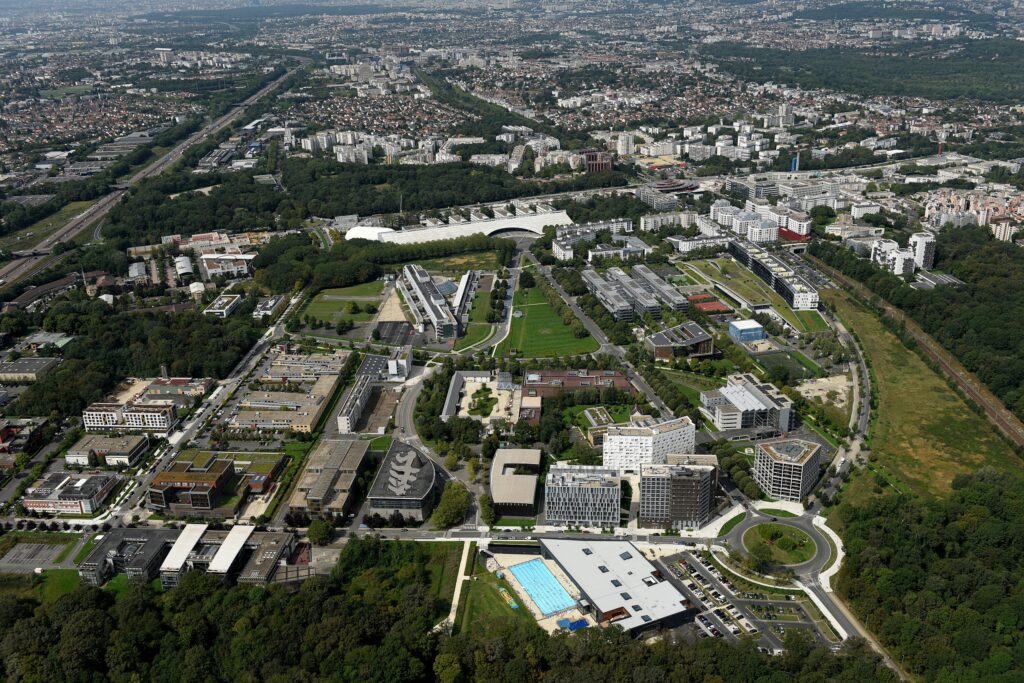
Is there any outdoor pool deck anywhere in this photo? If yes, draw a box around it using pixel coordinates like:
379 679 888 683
508 558 576 616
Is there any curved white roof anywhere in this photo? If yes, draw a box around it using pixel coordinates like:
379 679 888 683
345 225 396 241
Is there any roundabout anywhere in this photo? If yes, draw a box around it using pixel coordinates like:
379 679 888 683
742 523 817 566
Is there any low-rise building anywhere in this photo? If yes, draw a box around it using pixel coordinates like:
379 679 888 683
367 442 440 521
336 374 374 434
203 294 242 318
23 472 119 514
644 322 714 361
0 357 59 382
289 439 370 518
728 319 766 343
489 448 541 517
66 434 149 468
79 528 178 586
699 373 795 434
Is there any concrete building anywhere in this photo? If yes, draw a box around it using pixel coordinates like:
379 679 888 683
639 462 716 529
489 448 541 517
79 528 178 586
728 319 766 343
159 524 297 588
66 434 149 468
544 464 621 527
289 439 370 518
753 438 822 502
336 374 374 434
630 265 688 311
600 416 696 473
700 373 795 434
727 240 819 310
908 232 936 270
0 357 59 382
367 442 440 522
203 294 242 318
82 401 177 435
540 539 690 633
23 472 119 514
644 322 714 361
399 264 457 341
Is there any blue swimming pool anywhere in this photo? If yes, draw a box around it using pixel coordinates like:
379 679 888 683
508 559 576 616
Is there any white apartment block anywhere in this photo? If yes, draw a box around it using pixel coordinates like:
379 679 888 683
908 232 936 270
753 439 821 502
544 465 621 527
601 416 696 473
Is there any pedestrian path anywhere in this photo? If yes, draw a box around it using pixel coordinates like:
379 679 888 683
433 539 473 633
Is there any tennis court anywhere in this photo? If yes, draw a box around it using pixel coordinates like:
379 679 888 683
508 559 576 615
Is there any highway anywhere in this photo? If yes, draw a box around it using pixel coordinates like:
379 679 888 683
0 68 295 294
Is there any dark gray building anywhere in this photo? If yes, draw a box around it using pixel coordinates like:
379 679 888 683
367 442 439 521
78 528 179 586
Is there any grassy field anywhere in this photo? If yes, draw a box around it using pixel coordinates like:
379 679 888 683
512 286 546 306
37 570 80 604
417 252 500 272
796 309 830 333
454 553 539 635
303 284 383 323
494 517 536 527
454 323 494 351
0 200 96 252
743 524 816 565
758 351 822 380
73 535 98 565
40 84 94 98
825 289 1018 500
659 368 725 406
468 289 492 323
426 542 466 618
719 512 747 535
496 294 599 358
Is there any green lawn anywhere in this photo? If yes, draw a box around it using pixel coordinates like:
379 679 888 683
417 252 500 272
659 368 725 406
688 258 811 332
37 570 81 604
0 200 97 252
103 574 132 599
796 309 830 333
496 295 599 358
426 542 468 619
365 435 393 452
743 524 817 565
454 323 494 351
719 512 746 535
760 508 798 518
468 290 492 323
759 351 822 380
825 289 1017 500
454 553 539 635
512 286 546 306
40 84 94 98
493 517 536 527
304 286 382 323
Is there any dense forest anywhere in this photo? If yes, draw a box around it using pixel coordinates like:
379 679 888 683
705 39 1024 103
3 295 262 418
0 536 896 682
101 159 628 248
835 469 1024 680
810 228 1024 419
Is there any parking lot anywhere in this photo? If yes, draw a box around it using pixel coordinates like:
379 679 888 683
0 542 63 566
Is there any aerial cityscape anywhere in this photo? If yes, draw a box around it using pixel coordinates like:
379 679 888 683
1 0 1023 680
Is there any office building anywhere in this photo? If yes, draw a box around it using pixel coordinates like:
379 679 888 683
79 528 178 586
399 264 457 341
643 322 713 361
544 465 621 527
82 401 177 435
600 416 696 473
289 439 370 518
700 373 795 434
540 539 690 633
908 232 936 270
147 456 235 516
630 265 688 310
203 294 242 318
23 472 119 514
639 462 716 529
159 524 297 588
336 374 373 434
753 438 821 502
521 369 631 397
230 375 338 433
367 442 440 521
582 269 634 320
728 319 766 343
727 240 819 310
489 448 541 516
66 434 149 468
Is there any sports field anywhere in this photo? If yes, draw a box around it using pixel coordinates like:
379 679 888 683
495 293 599 358
824 289 1017 500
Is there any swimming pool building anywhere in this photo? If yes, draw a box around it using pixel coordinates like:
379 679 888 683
540 538 691 633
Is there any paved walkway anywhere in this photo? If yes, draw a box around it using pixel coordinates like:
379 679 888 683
435 539 473 633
